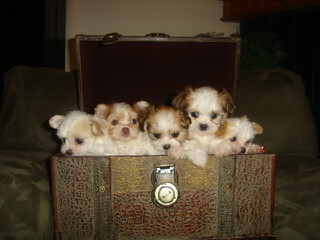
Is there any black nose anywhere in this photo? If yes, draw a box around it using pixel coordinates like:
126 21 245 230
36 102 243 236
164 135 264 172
66 149 73 156
240 147 246 154
163 144 171 150
199 124 208 131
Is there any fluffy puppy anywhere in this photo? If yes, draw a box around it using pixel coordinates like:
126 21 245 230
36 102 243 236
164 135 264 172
49 110 118 156
94 102 152 155
172 86 236 167
134 101 190 157
212 116 264 157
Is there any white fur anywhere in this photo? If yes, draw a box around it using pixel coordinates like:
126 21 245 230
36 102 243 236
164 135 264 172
49 110 118 156
94 102 155 155
133 100 188 156
173 87 228 167
143 106 188 157
211 116 263 157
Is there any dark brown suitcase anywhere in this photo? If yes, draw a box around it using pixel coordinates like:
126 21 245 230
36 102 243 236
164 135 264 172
74 33 240 112
51 33 276 239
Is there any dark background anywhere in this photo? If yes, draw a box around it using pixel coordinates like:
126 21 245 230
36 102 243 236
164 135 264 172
240 6 320 151
1 0 66 104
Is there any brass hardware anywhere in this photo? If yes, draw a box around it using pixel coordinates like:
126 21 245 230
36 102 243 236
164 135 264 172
152 164 179 207
99 186 106 193
195 32 224 38
101 32 121 45
146 33 170 38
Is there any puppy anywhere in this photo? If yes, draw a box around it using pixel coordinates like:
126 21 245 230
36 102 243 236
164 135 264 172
172 86 236 167
212 116 264 157
94 102 152 155
49 110 118 156
134 101 190 157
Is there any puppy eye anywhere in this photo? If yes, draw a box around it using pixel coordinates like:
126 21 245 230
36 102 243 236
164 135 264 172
246 140 251 144
131 119 137 125
172 132 180 138
191 112 199 118
230 137 237 142
61 138 66 144
112 119 119 125
75 138 84 144
153 133 161 139
211 113 217 119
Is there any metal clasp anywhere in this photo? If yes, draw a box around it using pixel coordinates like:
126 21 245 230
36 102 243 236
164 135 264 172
101 32 121 45
146 33 170 39
152 164 179 208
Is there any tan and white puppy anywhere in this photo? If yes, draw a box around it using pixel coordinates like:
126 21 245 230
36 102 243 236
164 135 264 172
172 86 236 167
49 110 118 156
134 101 190 157
94 102 152 155
212 116 263 157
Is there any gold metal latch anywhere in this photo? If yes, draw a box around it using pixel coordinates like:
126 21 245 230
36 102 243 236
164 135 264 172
152 164 179 208
101 32 121 45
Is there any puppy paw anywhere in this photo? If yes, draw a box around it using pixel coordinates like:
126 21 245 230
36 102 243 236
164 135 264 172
186 149 208 168
214 148 233 157
247 144 263 154
167 148 185 159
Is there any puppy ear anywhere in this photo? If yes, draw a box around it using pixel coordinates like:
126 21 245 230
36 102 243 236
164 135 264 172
90 120 104 136
252 122 263 135
49 115 65 129
133 100 149 112
94 104 110 119
219 89 237 117
133 101 153 131
172 86 193 110
143 120 151 133
178 110 191 128
215 121 228 138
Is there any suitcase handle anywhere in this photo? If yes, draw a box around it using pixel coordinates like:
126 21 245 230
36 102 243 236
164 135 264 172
152 164 179 208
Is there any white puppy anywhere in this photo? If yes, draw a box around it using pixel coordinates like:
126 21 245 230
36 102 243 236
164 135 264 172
212 116 264 157
172 86 236 167
49 110 118 156
134 101 190 157
94 102 153 155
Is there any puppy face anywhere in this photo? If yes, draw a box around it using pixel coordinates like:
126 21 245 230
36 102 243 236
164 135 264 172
94 102 139 142
49 111 104 156
173 86 236 137
144 106 189 152
215 116 263 154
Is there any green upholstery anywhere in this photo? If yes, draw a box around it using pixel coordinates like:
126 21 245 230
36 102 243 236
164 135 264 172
0 65 78 152
0 66 78 240
236 69 318 157
0 150 54 240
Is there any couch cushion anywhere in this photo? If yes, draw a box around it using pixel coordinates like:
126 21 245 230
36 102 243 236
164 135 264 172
236 69 318 157
274 155 320 240
0 65 78 152
0 149 54 240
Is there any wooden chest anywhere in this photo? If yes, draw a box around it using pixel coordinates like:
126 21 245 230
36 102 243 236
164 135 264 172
51 33 276 239
51 154 275 240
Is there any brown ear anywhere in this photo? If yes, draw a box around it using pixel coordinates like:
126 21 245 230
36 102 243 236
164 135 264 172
252 122 263 135
94 104 110 119
90 120 104 136
178 110 191 128
219 89 237 117
133 100 150 112
143 120 151 133
215 121 228 138
133 101 154 131
172 86 193 110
